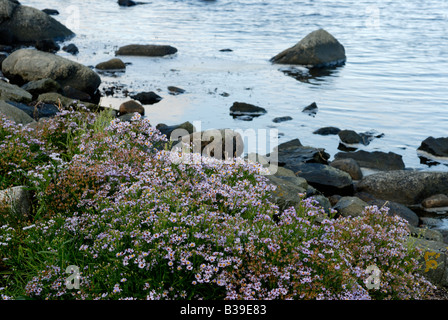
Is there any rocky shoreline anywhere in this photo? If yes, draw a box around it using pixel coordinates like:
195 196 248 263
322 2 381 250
2 0 448 291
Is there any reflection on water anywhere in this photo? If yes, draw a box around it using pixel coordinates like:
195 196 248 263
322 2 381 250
278 66 340 85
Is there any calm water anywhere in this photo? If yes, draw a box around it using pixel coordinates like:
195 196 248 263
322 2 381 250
21 0 448 170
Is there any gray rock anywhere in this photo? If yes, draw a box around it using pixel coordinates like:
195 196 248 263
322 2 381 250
0 1 73 44
229 102 267 118
21 78 60 97
4 100 59 120
313 126 341 136
95 58 126 70
270 29 346 68
36 92 102 112
333 196 368 218
418 137 448 158
0 79 32 102
287 162 353 196
115 44 177 57
338 130 363 145
0 185 32 218
266 175 308 211
2 49 101 95
330 158 363 180
334 150 405 171
356 170 448 205
119 100 144 116
168 86 186 95
131 91 162 105
0 100 35 124
272 116 292 123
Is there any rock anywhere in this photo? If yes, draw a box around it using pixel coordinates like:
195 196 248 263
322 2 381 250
287 162 353 196
62 85 91 102
312 195 332 213
422 194 448 209
167 86 185 95
272 116 292 123
367 199 420 227
130 91 162 105
95 58 126 70
2 49 101 95
411 237 448 287
119 100 144 116
37 92 103 112
356 171 448 206
118 0 139 6
229 102 267 119
42 8 59 15
0 186 32 218
173 129 244 159
408 225 444 243
270 29 346 68
62 43 79 55
5 101 60 120
302 102 317 116
271 138 330 168
334 150 405 171
0 1 73 44
115 44 177 57
21 78 61 97
0 100 35 125
333 196 368 218
157 121 195 140
313 126 341 136
266 175 308 211
330 158 363 180
35 39 60 53
418 137 448 158
338 130 363 145
0 79 32 102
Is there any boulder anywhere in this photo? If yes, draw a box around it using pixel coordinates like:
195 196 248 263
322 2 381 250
287 162 353 196
21 78 61 97
333 196 368 218
0 185 32 218
62 85 92 102
62 43 79 55
329 158 363 180
271 139 330 168
0 79 32 102
130 91 162 105
302 102 317 116
95 58 126 70
418 137 448 158
35 39 60 53
313 126 341 136
0 100 34 124
334 150 405 171
37 92 104 112
5 101 59 120
115 44 177 57
157 121 195 140
0 1 73 44
229 102 267 120
270 29 346 68
2 49 101 95
119 100 144 116
356 171 448 206
265 175 308 211
422 194 448 209
338 130 363 145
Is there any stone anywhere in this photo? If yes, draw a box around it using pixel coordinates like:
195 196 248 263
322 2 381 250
42 8 59 15
271 139 329 168
95 58 126 70
333 196 368 218
167 86 186 95
157 121 195 140
130 91 162 105
0 1 73 44
37 92 103 112
119 100 144 116
2 49 101 95
287 162 353 196
302 102 317 116
356 171 448 205
0 79 32 102
0 100 35 124
266 175 308 211
418 137 448 158
330 158 363 180
35 39 60 53
5 101 60 120
338 130 363 145
0 186 32 218
334 150 405 171
422 194 448 209
313 126 341 136
62 43 79 55
115 44 177 57
62 85 91 102
229 102 267 119
270 29 346 68
272 116 292 123
21 78 60 97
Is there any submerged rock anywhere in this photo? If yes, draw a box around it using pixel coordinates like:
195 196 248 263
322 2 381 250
115 44 177 57
418 137 448 158
313 126 341 136
270 29 346 68
229 102 267 119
